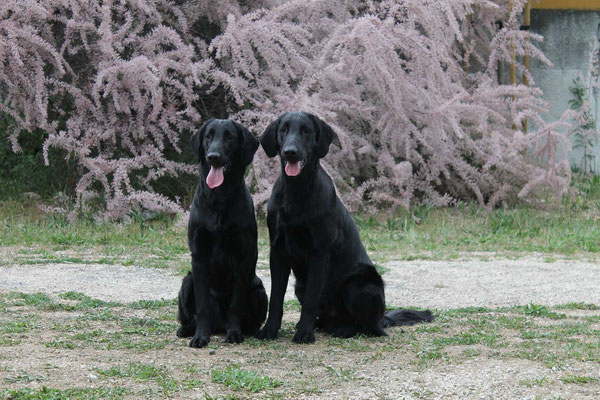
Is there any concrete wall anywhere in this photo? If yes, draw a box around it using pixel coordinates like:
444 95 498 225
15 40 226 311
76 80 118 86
529 10 600 173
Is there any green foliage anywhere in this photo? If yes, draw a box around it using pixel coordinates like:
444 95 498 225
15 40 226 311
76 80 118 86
569 77 598 174
0 116 79 200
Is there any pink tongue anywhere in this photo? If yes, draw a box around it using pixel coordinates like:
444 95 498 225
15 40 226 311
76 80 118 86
285 161 301 176
206 166 224 189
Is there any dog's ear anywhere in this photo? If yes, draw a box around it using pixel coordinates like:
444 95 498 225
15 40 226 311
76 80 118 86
308 114 335 158
189 119 214 162
234 121 259 166
260 117 281 158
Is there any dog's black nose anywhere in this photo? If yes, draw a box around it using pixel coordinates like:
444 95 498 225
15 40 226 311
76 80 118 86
283 146 298 158
206 152 222 163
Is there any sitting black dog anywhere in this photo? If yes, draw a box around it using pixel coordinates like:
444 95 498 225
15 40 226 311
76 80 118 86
177 119 267 348
257 112 432 343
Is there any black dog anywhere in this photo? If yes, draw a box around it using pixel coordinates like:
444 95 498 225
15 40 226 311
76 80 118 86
177 119 267 348
257 112 432 343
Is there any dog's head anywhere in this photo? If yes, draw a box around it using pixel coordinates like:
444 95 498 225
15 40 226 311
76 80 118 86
190 119 259 189
259 112 335 177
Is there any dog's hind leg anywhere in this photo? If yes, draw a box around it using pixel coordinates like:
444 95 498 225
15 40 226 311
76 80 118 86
335 264 387 337
241 275 268 336
177 272 196 338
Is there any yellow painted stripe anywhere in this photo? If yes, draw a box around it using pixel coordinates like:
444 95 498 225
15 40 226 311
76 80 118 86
531 0 600 10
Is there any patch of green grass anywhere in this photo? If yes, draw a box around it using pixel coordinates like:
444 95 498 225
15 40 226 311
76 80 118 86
4 371 45 384
76 309 118 322
96 363 166 380
211 365 282 393
0 386 130 399
556 302 600 310
0 337 22 346
120 317 177 336
519 376 548 387
461 348 481 358
204 395 247 400
102 335 171 351
325 365 356 381
431 331 498 347
69 330 103 341
129 298 177 309
59 292 122 309
45 340 76 349
327 336 373 352
1 317 38 333
416 346 445 362
6 292 56 308
58 291 89 301
560 375 598 384
2 174 600 264
516 304 566 320
283 299 301 312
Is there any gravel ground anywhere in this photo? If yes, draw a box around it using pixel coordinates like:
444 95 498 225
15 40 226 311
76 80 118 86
2 256 599 308
2 254 600 399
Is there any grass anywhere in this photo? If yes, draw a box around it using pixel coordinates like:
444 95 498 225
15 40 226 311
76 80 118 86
0 387 130 400
211 365 282 393
1 175 599 267
560 375 599 384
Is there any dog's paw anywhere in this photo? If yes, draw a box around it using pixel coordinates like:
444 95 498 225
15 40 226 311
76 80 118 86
255 326 279 340
331 325 358 338
189 334 210 348
176 325 195 338
226 330 244 344
292 329 315 344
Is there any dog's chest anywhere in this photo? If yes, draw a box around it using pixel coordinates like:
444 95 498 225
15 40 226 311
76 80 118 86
280 223 314 259
190 225 248 261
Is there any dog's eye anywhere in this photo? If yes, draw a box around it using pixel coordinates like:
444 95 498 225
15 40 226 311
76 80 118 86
224 131 233 141
206 130 214 140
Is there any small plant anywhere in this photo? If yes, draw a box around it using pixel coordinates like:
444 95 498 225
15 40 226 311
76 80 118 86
569 75 599 174
520 304 566 320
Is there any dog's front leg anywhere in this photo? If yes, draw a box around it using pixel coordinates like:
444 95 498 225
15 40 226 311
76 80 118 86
256 250 290 340
226 267 250 344
189 258 212 348
293 256 328 344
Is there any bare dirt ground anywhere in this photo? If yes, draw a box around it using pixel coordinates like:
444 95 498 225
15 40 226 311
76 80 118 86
2 255 599 308
1 251 600 399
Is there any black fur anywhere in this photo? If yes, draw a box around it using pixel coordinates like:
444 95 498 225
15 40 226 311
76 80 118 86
256 112 432 343
177 119 267 348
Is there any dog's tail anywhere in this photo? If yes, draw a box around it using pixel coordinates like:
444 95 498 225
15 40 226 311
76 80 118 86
380 309 434 328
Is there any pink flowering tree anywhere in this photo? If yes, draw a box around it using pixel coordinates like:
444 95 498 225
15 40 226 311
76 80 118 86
0 0 574 219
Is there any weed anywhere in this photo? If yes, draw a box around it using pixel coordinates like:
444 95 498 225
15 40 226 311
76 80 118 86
518 304 566 320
